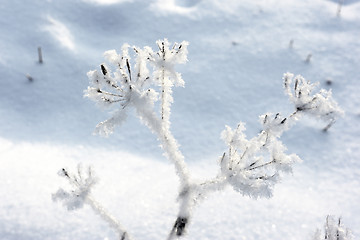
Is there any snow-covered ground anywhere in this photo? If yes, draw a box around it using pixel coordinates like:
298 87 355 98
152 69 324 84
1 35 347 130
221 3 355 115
0 0 359 239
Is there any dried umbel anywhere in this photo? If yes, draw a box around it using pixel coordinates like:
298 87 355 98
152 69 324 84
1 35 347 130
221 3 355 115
84 39 188 136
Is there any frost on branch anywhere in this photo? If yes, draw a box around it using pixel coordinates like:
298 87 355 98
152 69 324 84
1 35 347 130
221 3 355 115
220 114 301 198
52 165 97 210
313 216 353 240
219 74 343 199
84 39 188 136
283 73 344 130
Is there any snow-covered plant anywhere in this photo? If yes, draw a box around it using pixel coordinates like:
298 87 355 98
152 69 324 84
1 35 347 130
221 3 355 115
313 216 353 240
219 114 300 199
283 73 343 130
53 165 97 211
54 39 343 239
53 165 133 240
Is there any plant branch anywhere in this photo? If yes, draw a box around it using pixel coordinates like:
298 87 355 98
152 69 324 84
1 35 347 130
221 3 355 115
53 166 134 240
86 196 134 240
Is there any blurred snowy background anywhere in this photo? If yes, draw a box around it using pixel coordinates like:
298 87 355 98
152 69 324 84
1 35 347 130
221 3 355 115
0 0 359 239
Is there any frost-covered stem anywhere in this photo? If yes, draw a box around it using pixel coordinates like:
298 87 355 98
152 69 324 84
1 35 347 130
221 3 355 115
314 216 353 240
161 42 166 120
167 175 228 239
159 42 172 132
195 175 228 198
192 154 230 198
161 132 190 186
161 74 172 133
86 196 134 240
161 72 165 122
168 162 229 239
135 98 193 239
136 105 190 186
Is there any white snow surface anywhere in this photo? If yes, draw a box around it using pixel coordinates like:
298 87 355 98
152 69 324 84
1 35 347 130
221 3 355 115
0 0 359 239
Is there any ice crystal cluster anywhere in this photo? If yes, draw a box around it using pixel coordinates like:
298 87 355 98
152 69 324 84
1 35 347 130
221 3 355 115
85 39 188 136
54 39 344 239
53 165 97 211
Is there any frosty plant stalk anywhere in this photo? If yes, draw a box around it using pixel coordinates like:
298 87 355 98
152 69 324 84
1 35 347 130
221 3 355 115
313 216 352 240
53 39 344 240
